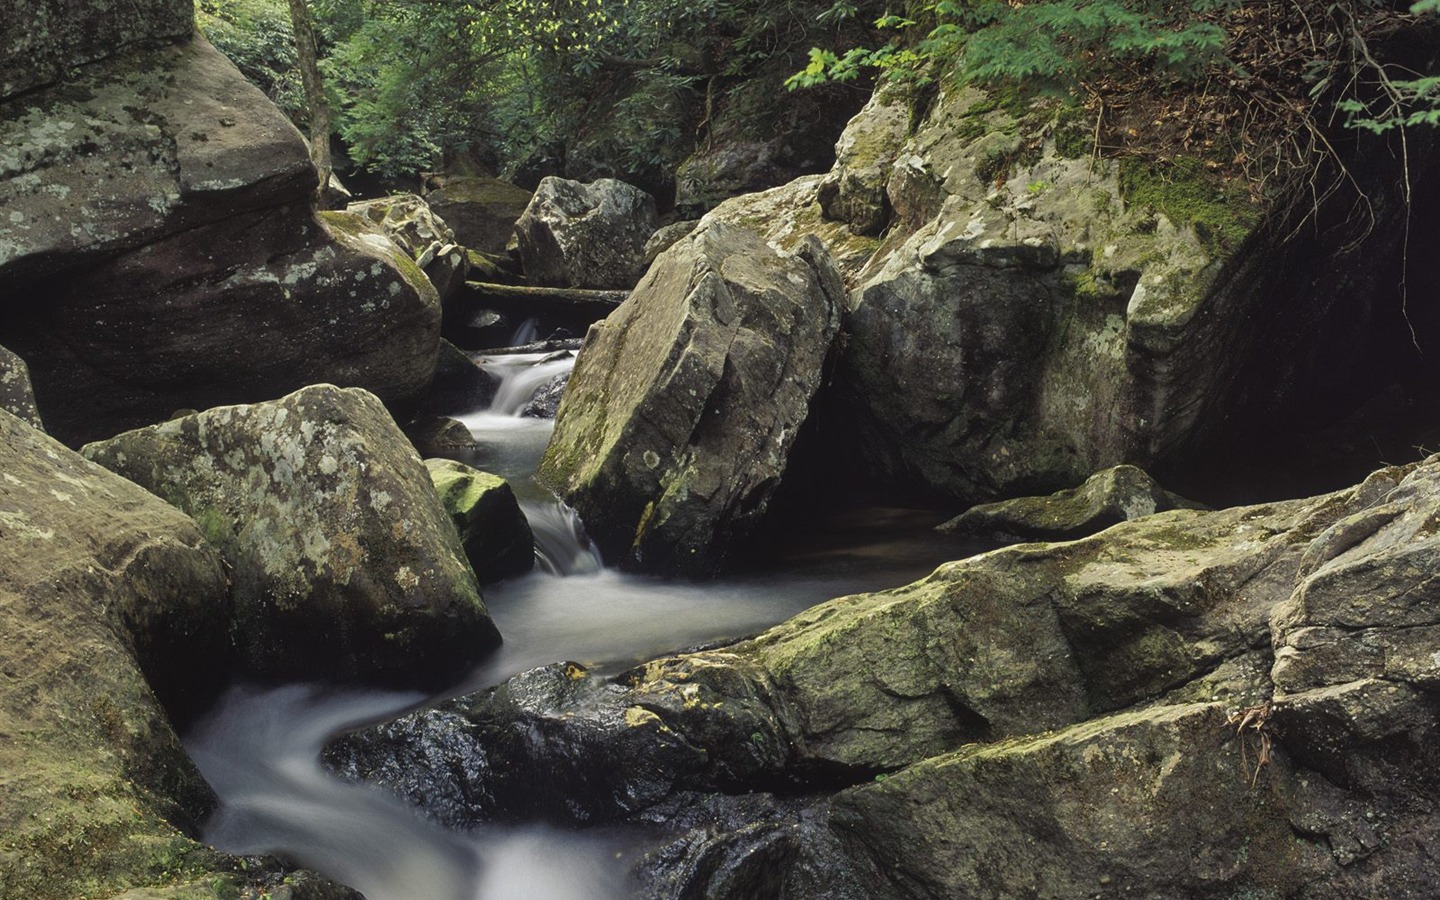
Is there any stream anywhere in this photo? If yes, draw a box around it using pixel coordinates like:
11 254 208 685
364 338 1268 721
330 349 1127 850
184 346 985 900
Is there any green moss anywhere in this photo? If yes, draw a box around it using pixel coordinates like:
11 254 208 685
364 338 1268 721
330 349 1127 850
1117 157 1260 256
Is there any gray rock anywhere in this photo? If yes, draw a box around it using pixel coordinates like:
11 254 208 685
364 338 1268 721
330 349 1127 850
0 37 440 446
0 0 190 99
82 385 500 686
536 221 843 576
643 220 700 266
425 459 534 583
817 83 912 236
939 464 1206 541
514 177 659 289
520 370 569 419
424 175 533 255
0 343 42 430
345 193 468 303
405 416 476 455
0 407 232 896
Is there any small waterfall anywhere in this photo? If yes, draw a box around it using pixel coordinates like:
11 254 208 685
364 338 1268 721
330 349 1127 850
524 498 603 576
486 354 574 417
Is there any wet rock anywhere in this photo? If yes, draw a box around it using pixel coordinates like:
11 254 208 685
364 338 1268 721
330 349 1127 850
82 384 500 686
938 464 1206 541
0 408 235 897
424 175 533 255
424 339 499 414
344 193 469 303
537 221 843 576
405 416 476 456
0 342 42 429
425 459 534 583
514 177 659 290
0 37 440 446
520 371 569 419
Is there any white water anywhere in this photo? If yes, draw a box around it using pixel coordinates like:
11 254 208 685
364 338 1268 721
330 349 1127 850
185 348 981 899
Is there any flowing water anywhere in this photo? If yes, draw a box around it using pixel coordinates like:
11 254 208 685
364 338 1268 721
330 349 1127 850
184 344 985 900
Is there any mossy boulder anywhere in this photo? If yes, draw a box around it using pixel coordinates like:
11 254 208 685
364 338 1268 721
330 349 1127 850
0 36 440 446
82 384 500 687
0 0 190 99
537 220 843 576
0 342 42 429
0 408 350 899
514 177 659 290
343 193 468 304
817 81 912 237
424 175 533 255
939 464 1206 541
425 459 534 583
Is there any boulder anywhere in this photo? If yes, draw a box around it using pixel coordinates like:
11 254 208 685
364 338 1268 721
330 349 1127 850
0 408 348 899
424 339 498 414
938 464 1206 541
0 342 42 429
520 371 569 419
536 221 843 576
816 82 912 236
643 219 700 266
424 175 533 255
703 175 884 286
0 36 441 446
82 384 501 686
406 416 477 456
425 459 534 583
0 0 190 99
337 457 1440 898
344 193 469 303
513 177 659 290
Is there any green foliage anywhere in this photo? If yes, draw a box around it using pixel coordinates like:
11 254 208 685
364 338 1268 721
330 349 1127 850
1337 1 1440 134
787 0 1237 92
196 0 305 122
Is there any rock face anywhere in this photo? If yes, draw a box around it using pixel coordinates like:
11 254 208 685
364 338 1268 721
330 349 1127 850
82 385 501 686
335 456 1440 898
0 0 191 99
425 459 534 583
424 175 533 255
344 193 468 303
513 177 659 290
0 36 442 446
536 221 844 575
0 408 296 899
0 343 41 429
939 463 1206 541
816 83 912 237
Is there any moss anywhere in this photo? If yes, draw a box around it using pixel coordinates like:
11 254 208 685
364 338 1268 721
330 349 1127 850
1117 156 1260 256
1052 105 1092 159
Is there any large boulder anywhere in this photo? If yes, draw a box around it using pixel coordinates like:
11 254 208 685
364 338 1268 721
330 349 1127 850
333 457 1440 898
423 175 533 255
82 384 501 686
938 463 1206 541
0 36 442 446
0 408 348 899
536 221 843 576
424 458 534 583
343 193 468 303
0 342 41 429
513 177 659 290
0 0 190 99
790 78 1439 506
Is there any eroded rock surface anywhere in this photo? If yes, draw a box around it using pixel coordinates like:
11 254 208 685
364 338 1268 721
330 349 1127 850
536 221 843 576
335 457 1440 898
0 37 441 445
514 177 659 290
344 193 468 303
83 385 500 686
939 463 1206 541
0 343 41 429
0 408 350 900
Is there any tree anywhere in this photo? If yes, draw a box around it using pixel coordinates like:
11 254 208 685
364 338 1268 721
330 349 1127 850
286 0 333 201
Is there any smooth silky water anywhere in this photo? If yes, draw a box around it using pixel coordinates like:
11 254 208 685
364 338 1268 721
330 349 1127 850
184 347 986 900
